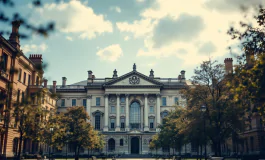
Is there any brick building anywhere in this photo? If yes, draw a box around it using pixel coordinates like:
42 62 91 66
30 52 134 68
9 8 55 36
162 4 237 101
0 21 57 158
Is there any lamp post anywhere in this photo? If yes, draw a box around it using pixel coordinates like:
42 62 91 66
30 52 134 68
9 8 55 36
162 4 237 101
49 127 54 160
66 131 69 160
200 105 207 160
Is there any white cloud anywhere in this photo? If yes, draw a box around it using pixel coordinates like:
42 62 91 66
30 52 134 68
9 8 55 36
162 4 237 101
136 0 145 2
116 19 156 38
115 0 260 68
110 6 121 13
96 44 123 62
66 36 73 41
124 36 130 41
37 1 113 39
21 43 48 54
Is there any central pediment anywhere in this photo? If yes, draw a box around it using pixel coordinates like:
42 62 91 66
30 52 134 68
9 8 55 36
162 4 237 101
103 71 163 88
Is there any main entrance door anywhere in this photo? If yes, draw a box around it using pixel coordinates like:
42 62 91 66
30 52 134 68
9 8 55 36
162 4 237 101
131 137 139 154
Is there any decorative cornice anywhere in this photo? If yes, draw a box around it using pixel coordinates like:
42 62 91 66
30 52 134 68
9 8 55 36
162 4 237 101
103 70 164 86
104 85 161 88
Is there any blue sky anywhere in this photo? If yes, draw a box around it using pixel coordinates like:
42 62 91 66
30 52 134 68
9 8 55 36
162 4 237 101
1 0 264 85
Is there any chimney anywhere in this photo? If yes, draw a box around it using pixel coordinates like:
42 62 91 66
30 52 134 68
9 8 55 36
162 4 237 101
246 52 254 69
224 58 233 74
180 70 186 80
149 69 154 78
9 20 21 49
29 54 43 67
62 77 67 87
53 81 57 93
88 70 93 79
43 79 48 88
87 70 93 84
113 69 118 78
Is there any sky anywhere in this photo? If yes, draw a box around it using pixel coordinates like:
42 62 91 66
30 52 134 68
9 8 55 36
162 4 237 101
1 0 265 85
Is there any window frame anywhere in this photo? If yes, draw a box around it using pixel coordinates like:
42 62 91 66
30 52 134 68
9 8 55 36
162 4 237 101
96 97 100 106
72 99 76 106
61 99 65 107
162 97 167 106
18 68 22 81
149 106 154 113
23 72 26 84
83 99 87 107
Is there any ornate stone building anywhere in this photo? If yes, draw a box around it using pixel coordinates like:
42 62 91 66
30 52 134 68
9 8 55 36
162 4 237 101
54 64 188 155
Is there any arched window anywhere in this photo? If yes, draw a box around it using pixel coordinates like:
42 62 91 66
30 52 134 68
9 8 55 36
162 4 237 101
130 102 141 129
120 139 124 146
95 112 101 130
108 138 115 151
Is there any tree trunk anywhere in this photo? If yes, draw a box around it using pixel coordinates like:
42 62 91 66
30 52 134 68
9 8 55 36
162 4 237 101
75 146 80 160
17 130 23 160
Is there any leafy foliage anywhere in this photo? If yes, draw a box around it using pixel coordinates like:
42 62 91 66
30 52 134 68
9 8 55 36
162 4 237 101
45 106 103 160
228 6 265 119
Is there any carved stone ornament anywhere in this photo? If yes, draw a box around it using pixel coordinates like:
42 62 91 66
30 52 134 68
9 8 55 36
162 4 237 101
109 97 116 103
149 97 155 104
129 76 140 84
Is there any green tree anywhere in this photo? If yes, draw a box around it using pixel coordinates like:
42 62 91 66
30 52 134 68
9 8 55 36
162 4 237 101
46 106 102 160
228 6 265 119
180 60 246 156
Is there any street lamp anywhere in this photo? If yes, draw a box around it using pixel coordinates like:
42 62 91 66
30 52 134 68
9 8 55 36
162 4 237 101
200 105 207 160
49 127 54 160
66 131 69 160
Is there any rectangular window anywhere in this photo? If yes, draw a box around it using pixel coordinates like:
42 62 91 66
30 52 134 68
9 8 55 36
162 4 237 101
96 97 100 106
120 97 125 103
149 106 154 113
18 68 22 81
36 76 39 85
111 119 115 129
23 72 26 84
61 99 65 107
162 97 167 106
150 118 154 129
95 114 101 130
121 106 125 114
175 97 179 105
2 54 8 71
111 106 115 113
72 99 76 106
28 75 31 85
121 118 125 128
17 90 20 104
83 99 87 107
21 92 24 103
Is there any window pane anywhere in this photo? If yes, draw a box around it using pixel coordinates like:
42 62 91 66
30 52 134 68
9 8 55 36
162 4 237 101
120 97 125 103
121 106 124 113
95 114 100 130
23 72 26 84
162 97 167 106
130 102 140 129
111 106 115 113
72 99 76 106
83 99 87 107
28 75 31 85
96 97 100 106
149 106 154 113
61 99 65 107
175 97 179 105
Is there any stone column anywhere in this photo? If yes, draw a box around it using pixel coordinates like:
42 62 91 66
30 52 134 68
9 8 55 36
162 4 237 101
116 94 120 131
156 94 161 132
104 94 109 131
144 94 149 131
125 94 129 131
86 95 92 122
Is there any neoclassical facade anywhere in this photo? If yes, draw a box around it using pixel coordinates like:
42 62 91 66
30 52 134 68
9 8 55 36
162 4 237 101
54 64 188 155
